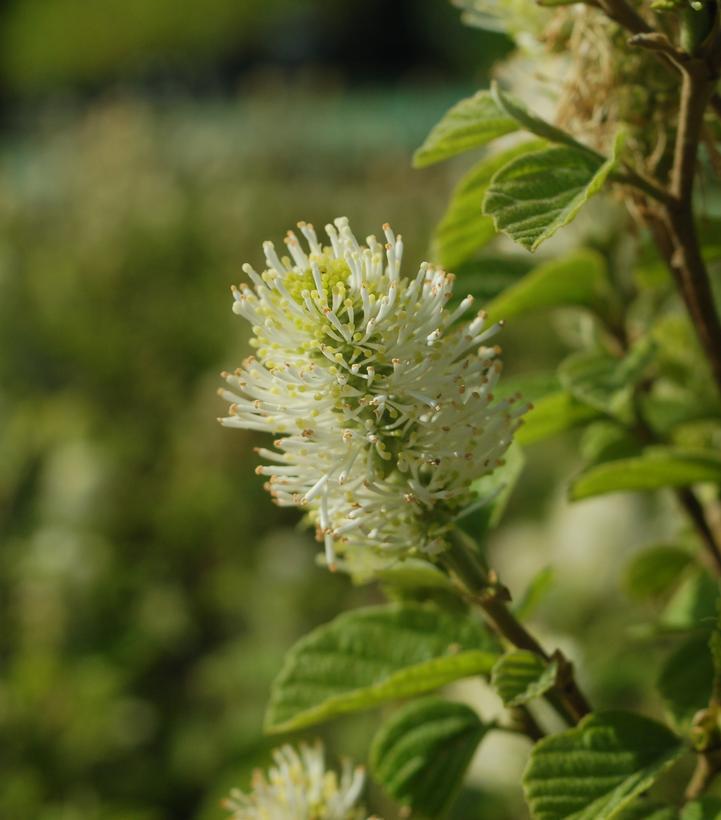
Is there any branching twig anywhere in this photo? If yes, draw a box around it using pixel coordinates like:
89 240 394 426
442 535 592 727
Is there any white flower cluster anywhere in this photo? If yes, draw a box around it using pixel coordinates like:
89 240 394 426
219 218 524 568
223 742 367 820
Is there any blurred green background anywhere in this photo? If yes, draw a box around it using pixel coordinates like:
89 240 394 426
0 2 687 818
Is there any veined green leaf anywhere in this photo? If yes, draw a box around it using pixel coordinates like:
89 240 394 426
483 143 618 252
517 391 601 446
570 447 721 501
485 249 611 324
434 141 544 268
658 633 713 727
523 711 683 820
265 604 500 733
491 650 558 707
413 90 519 168
370 697 487 818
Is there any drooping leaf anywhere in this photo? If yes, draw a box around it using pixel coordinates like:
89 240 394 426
434 141 544 268
485 249 611 324
658 633 713 727
413 90 519 168
370 697 488 818
523 711 683 820
517 391 601 446
514 567 555 620
491 82 606 154
483 144 618 251
570 447 721 501
491 650 558 707
681 797 721 819
265 604 500 733
624 546 693 602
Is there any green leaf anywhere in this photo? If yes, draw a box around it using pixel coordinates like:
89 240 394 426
413 90 519 168
467 441 525 531
485 249 611 324
681 797 721 819
495 372 560 404
658 633 713 727
517 391 601 446
523 711 684 820
559 341 656 423
265 603 500 733
570 447 721 501
491 650 558 707
371 558 457 591
661 569 719 630
434 141 543 268
370 697 487 818
624 546 693 602
616 802 677 820
491 82 605 154
514 567 555 620
483 145 618 251
452 254 535 302
581 421 643 466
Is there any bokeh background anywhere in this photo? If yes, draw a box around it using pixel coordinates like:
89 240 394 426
0 2 690 818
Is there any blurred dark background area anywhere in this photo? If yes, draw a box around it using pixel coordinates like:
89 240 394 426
3 3 664 820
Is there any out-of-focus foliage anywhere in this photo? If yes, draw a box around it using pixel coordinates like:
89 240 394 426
0 86 461 819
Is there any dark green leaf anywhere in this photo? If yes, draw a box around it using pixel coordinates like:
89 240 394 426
491 650 558 707
517 391 601 446
570 448 721 501
658 633 713 726
523 711 683 820
413 91 519 168
371 697 487 818
485 249 611 324
624 546 693 602
265 604 500 733
434 141 544 268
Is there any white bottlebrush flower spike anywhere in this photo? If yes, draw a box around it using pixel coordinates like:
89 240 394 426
219 217 525 568
223 741 368 820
